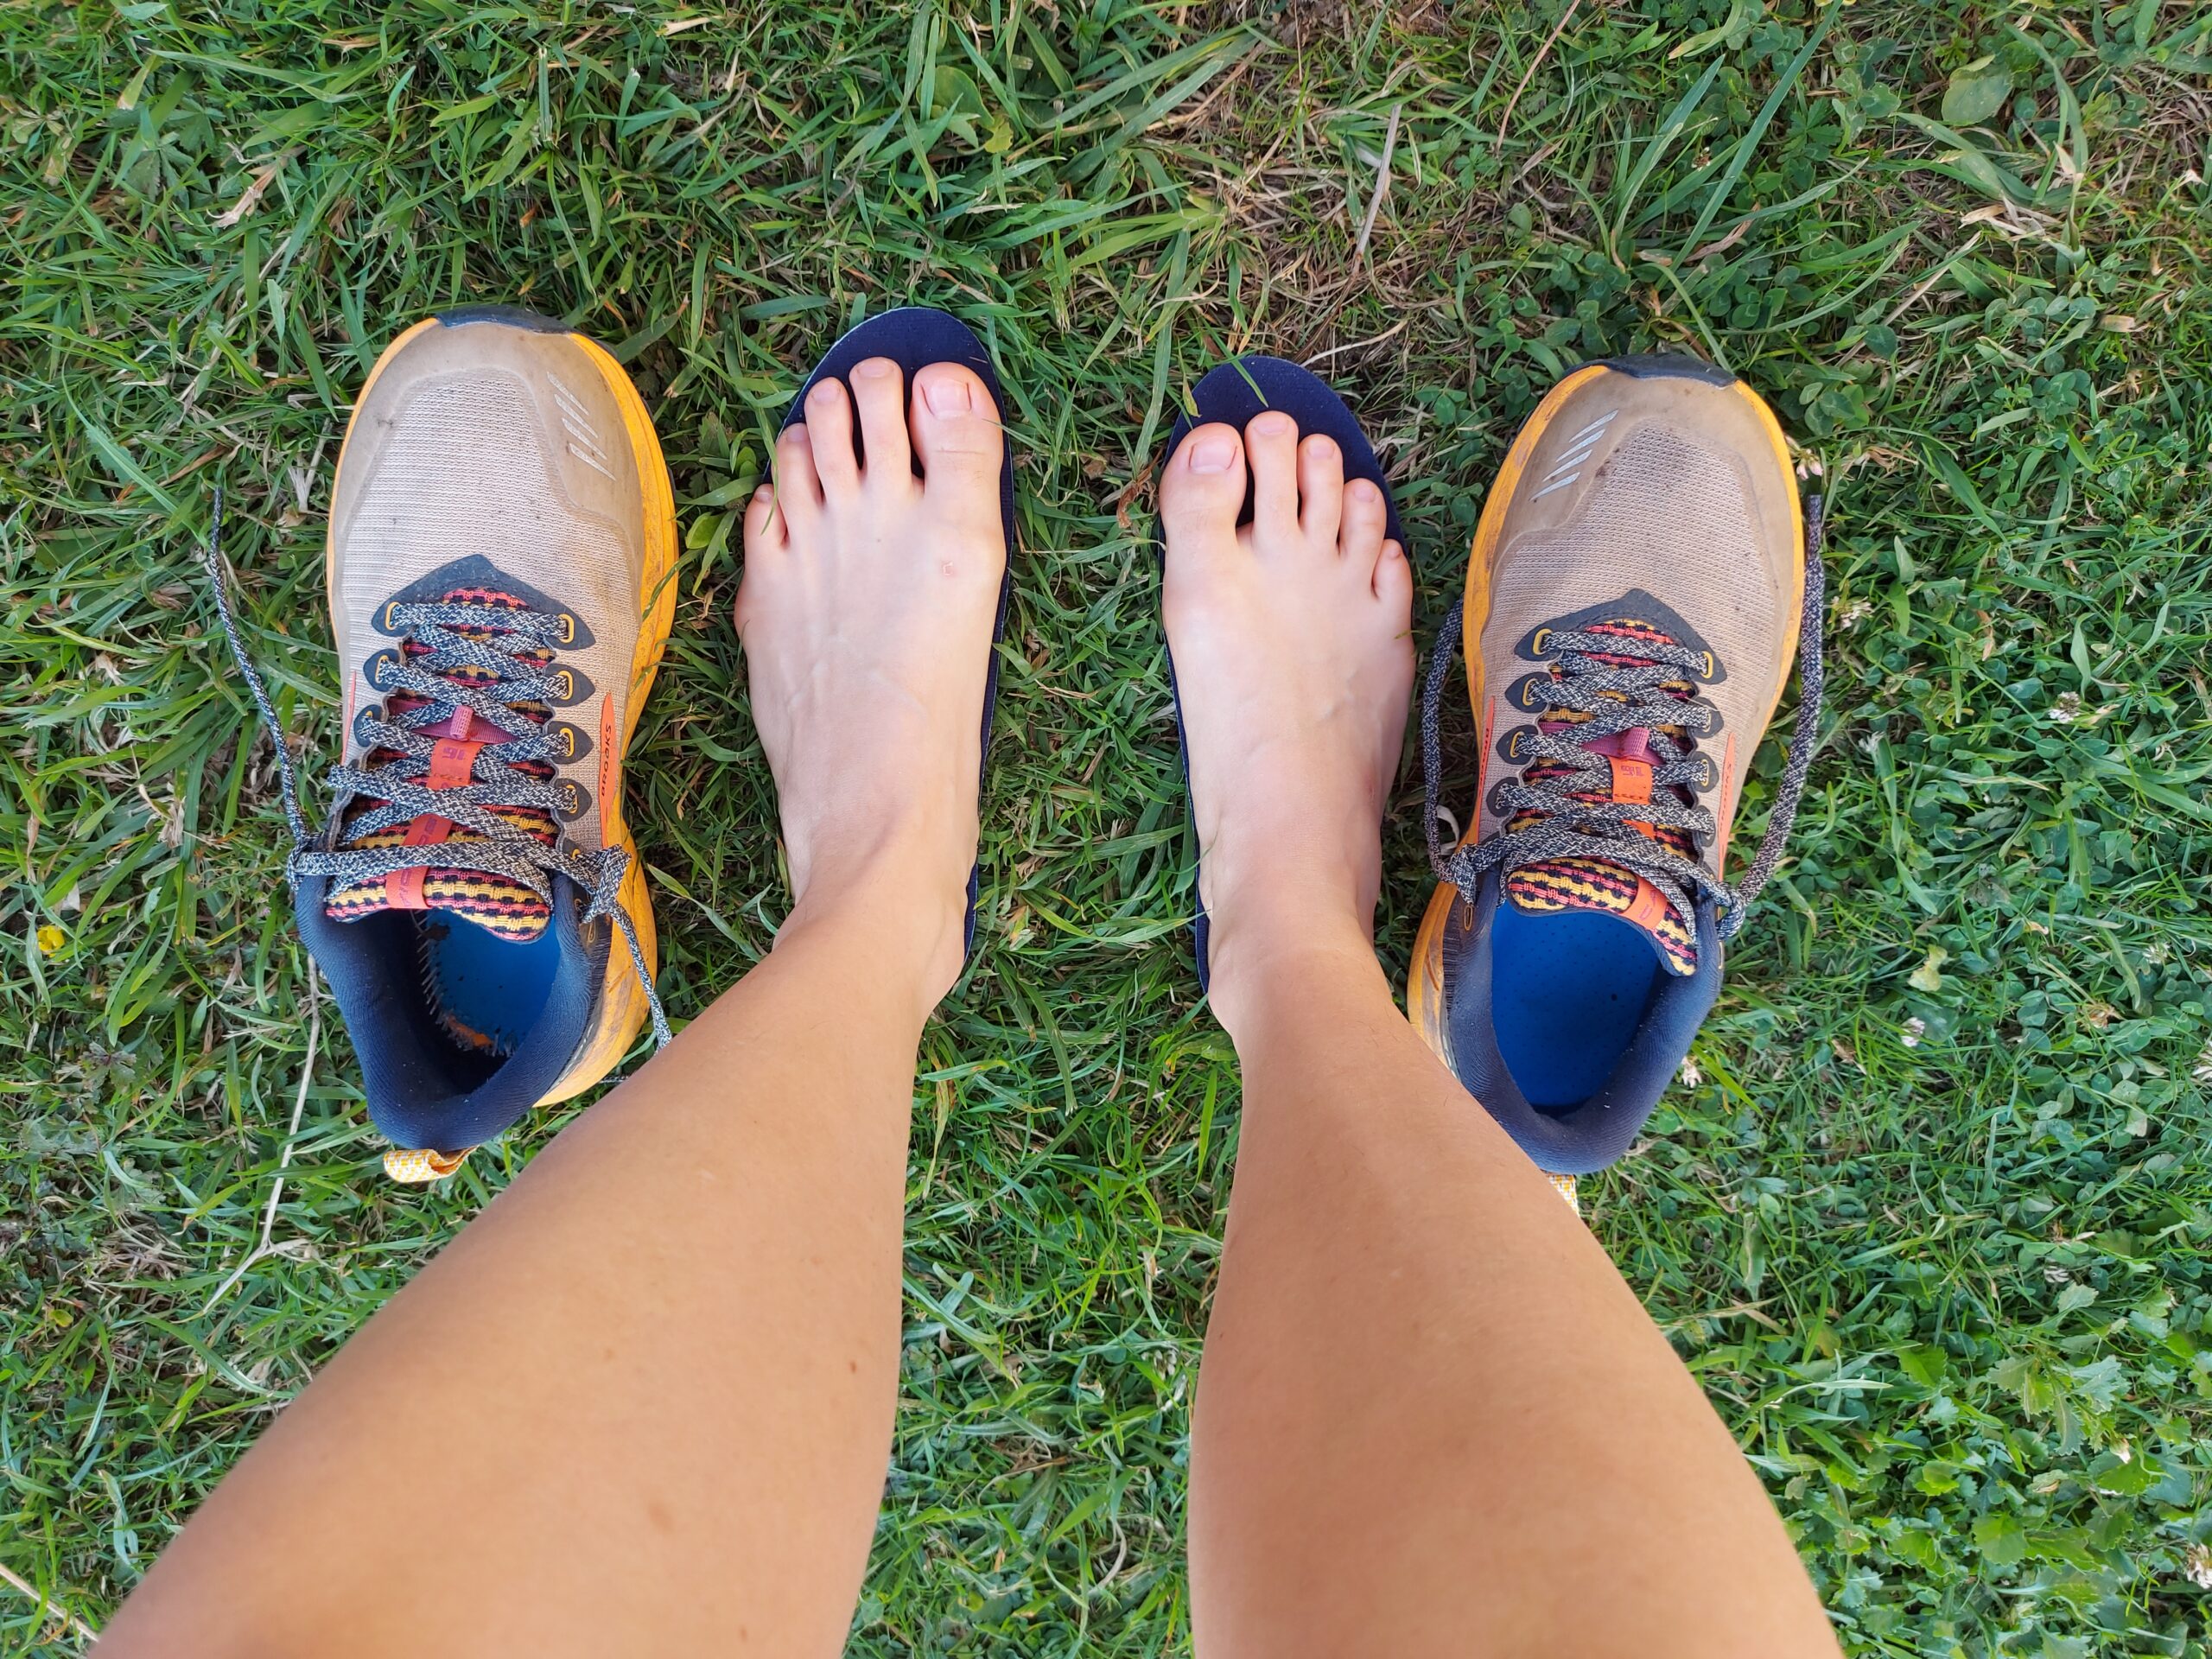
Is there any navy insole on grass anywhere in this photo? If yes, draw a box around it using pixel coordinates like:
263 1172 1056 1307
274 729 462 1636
781 306 1014 959
423 912 560 1057
1490 904 1662 1110
1161 356 1408 988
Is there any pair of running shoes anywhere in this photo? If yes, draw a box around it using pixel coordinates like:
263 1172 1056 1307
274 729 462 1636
209 306 1821 1201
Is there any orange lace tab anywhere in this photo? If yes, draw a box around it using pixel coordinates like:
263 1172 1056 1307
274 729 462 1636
427 736 485 790
1605 754 1652 804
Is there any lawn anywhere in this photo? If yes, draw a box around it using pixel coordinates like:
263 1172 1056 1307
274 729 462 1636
4 0 2211 1652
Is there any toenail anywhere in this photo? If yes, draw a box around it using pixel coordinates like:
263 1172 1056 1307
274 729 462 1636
1306 435 1338 459
1251 411 1294 437
1349 478 1381 503
1187 432 1239 474
925 375 971 416
808 381 838 404
852 359 895 380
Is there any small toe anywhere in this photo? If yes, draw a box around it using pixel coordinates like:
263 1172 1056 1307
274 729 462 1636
733 486 786 644
743 481 787 555
848 357 912 487
774 424 826 520
1297 434 1344 547
1372 537 1413 612
1160 422 1247 556
1243 410 1300 545
800 377 859 494
1339 476 1389 567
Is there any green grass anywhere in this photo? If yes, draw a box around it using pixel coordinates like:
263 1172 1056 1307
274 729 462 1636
3 0 2211 1652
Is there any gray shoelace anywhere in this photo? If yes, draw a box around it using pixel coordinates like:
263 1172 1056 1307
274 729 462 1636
200 492 671 1046
1421 497 1826 964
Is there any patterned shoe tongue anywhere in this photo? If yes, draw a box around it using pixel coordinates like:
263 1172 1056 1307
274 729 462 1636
323 586 557 944
1502 617 1701 977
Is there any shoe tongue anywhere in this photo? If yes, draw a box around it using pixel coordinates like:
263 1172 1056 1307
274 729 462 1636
1503 850 1699 976
1502 619 1702 977
323 587 556 944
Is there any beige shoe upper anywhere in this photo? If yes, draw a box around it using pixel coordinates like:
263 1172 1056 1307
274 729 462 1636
328 315 655 855
1466 363 1804 868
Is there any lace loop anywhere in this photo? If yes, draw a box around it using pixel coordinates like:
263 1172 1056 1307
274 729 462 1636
1421 496 1827 963
200 490 671 1048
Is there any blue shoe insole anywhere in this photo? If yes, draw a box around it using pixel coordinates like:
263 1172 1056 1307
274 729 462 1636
423 910 562 1057
1491 903 1661 1111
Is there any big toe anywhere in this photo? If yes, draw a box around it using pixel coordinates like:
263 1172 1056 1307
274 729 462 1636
1160 423 1247 556
909 362 1003 506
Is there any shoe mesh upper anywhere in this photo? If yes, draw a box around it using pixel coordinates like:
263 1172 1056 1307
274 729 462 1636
323 583 559 943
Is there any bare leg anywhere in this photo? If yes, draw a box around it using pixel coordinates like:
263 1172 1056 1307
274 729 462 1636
1160 414 1839 1657
99 355 1007 1659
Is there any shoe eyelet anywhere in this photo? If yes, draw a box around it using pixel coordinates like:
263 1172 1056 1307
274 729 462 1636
1529 626 1553 657
554 669 574 699
1506 671 1552 711
557 613 576 645
382 600 403 632
1700 650 1717 680
561 727 577 759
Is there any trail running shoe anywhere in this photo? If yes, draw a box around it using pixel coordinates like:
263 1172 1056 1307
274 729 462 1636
208 307 677 1182
1410 355 1824 1204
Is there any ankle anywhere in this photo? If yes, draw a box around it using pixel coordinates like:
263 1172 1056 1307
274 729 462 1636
1202 899 1385 1044
790 810 965 890
777 833 973 1006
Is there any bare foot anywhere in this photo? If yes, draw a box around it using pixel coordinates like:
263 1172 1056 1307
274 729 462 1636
1160 410 1415 1037
735 356 1006 1002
